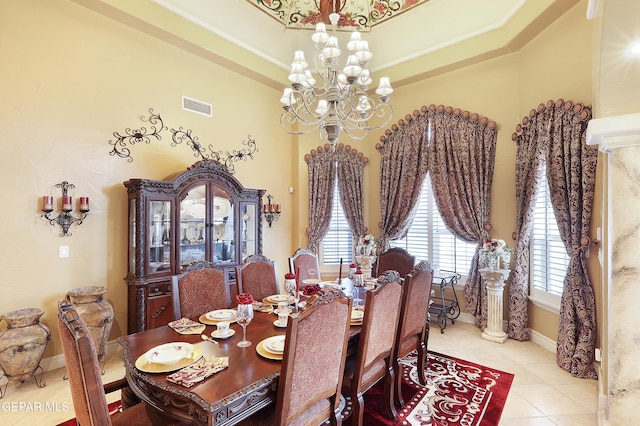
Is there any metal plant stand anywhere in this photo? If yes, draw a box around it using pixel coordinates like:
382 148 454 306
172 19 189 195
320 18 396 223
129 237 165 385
428 271 462 333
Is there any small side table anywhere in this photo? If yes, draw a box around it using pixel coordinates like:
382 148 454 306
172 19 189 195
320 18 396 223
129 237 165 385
479 268 510 343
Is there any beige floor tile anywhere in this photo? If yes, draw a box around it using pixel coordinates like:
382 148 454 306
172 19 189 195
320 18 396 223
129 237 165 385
513 385 595 416
500 417 558 425
548 413 598 425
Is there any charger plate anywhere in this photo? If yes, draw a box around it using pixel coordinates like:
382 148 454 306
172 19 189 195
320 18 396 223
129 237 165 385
199 314 238 326
256 336 285 360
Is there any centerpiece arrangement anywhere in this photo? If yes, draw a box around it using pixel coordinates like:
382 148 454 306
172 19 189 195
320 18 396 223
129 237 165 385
355 234 377 278
355 234 377 256
481 238 513 270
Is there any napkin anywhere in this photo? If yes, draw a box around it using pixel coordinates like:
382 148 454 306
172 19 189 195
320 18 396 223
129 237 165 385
166 357 229 388
168 317 206 335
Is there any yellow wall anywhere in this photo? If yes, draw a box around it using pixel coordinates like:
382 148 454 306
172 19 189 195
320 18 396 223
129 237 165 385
1 0 600 358
0 0 290 359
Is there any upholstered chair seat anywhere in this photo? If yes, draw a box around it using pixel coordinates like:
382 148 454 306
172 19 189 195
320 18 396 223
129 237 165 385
236 254 279 301
57 301 176 425
374 247 415 279
289 248 321 282
393 261 433 407
240 288 352 426
172 260 230 320
341 270 404 426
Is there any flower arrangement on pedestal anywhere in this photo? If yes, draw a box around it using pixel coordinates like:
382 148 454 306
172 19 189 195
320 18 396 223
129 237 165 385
355 234 377 256
481 239 513 270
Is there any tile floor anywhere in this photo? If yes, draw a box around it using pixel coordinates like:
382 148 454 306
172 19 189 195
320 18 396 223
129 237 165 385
1 321 599 425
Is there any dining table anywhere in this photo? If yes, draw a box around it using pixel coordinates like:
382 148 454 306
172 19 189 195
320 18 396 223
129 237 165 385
118 282 368 426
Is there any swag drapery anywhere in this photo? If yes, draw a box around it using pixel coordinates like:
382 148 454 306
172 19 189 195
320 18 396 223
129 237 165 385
512 100 598 379
305 143 368 252
377 105 497 328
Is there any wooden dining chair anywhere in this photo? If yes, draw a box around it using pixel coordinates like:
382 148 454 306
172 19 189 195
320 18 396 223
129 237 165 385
235 254 279 301
342 270 404 426
288 247 321 282
172 260 230 320
374 247 415 279
241 288 352 426
392 261 433 407
57 301 174 426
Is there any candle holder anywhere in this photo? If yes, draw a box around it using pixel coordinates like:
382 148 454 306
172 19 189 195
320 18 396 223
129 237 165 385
262 194 281 228
41 181 90 237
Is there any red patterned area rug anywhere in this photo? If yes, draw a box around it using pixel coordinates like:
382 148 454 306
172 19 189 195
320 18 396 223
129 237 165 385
58 352 513 426
348 350 514 426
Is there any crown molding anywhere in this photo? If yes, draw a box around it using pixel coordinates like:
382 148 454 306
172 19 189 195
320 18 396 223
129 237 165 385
586 113 640 152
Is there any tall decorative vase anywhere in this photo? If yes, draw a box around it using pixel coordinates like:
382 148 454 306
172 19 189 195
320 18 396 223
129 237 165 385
0 308 50 397
355 255 376 279
500 252 512 269
487 253 499 271
66 286 114 372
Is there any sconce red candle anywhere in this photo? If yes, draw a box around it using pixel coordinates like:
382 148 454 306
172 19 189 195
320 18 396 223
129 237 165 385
263 204 267 213
42 196 54 212
79 197 90 212
62 196 73 211
275 204 281 213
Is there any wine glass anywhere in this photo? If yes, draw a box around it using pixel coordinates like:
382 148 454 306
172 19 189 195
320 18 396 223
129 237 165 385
236 303 254 347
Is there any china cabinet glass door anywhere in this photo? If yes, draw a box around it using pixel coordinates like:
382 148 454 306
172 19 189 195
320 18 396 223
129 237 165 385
241 203 257 260
212 187 235 264
179 185 207 268
149 200 172 273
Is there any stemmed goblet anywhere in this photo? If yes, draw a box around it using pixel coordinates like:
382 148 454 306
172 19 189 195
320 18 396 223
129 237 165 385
284 273 298 312
236 293 254 347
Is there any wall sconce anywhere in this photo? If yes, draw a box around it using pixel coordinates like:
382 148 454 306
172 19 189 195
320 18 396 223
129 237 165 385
41 181 90 237
262 194 281 228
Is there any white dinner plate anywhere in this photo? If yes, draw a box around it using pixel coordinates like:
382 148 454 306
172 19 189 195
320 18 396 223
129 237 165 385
206 309 237 321
351 309 364 321
267 294 291 303
262 336 286 354
143 342 195 365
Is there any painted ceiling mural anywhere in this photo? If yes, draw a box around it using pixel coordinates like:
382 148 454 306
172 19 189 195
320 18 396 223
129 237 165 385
248 0 431 31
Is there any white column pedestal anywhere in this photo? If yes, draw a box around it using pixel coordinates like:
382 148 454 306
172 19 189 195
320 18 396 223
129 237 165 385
355 255 376 279
479 268 510 343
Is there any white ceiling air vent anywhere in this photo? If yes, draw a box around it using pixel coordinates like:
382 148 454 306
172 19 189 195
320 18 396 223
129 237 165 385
182 96 212 117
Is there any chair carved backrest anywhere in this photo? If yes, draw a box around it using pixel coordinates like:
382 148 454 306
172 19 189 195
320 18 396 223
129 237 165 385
345 270 404 425
172 260 230 320
57 301 111 426
236 254 279 301
275 288 352 426
375 247 415 279
289 248 321 282
394 261 433 405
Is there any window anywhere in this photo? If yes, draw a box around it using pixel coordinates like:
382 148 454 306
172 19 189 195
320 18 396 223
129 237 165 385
321 177 353 265
529 168 568 308
391 174 476 275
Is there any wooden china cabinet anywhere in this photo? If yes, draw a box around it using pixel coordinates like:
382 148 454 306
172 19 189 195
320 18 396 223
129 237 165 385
124 160 265 333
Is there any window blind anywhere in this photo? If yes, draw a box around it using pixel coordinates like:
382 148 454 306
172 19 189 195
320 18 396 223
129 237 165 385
531 172 568 296
321 177 353 265
392 174 476 274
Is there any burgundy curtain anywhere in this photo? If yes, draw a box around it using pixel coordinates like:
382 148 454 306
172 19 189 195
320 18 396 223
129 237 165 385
512 100 598 379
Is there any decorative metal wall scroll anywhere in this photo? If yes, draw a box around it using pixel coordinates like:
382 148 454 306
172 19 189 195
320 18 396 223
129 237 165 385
108 108 258 174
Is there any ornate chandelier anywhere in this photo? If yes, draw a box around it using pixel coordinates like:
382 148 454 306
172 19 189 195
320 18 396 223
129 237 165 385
279 13 393 146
